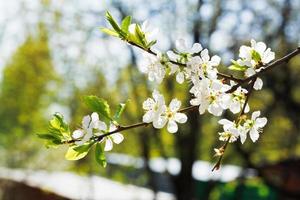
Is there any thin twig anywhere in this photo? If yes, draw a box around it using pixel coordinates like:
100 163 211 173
212 136 231 171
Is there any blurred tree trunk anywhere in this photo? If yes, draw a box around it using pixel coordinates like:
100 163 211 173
173 1 203 199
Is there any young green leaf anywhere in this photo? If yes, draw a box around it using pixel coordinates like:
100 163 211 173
105 11 127 39
146 40 157 49
37 133 63 148
65 143 94 160
251 50 262 63
105 11 121 33
228 64 248 71
113 100 129 121
135 24 147 47
121 16 131 33
100 28 119 37
228 60 248 71
50 113 70 136
83 96 112 121
95 143 107 167
38 113 71 148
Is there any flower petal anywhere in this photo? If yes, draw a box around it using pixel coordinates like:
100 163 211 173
82 115 91 129
112 133 124 144
255 42 267 55
143 98 155 110
91 112 99 122
167 51 179 61
72 130 84 139
210 55 221 66
251 111 261 120
174 113 187 124
104 138 113 151
169 98 181 112
253 78 263 90
93 121 107 131
208 103 223 116
167 120 178 133
201 49 210 62
256 117 267 128
244 104 250 113
190 43 202 54
239 46 252 59
153 116 167 129
109 124 118 132
176 72 185 84
245 68 255 77
249 129 260 142
229 101 241 114
175 38 187 53
143 111 155 123
240 131 247 144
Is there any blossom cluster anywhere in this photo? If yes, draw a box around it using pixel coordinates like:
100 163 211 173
140 28 274 144
72 112 124 151
143 90 187 133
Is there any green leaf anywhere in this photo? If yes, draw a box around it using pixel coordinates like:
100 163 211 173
113 100 128 121
37 133 62 148
83 96 111 121
251 50 261 63
228 64 248 71
38 113 71 148
121 16 131 33
146 40 157 49
135 24 147 47
65 143 94 161
37 133 61 141
105 11 126 39
105 11 121 33
95 143 107 167
100 28 119 37
228 60 248 71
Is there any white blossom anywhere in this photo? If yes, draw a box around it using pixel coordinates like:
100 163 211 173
242 111 267 143
218 119 240 143
239 39 275 67
103 124 124 151
72 112 107 145
143 91 187 133
139 53 166 84
142 89 167 129
167 38 202 62
190 78 230 116
222 82 250 114
160 98 188 133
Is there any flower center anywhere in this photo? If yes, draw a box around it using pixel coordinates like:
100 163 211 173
166 110 174 119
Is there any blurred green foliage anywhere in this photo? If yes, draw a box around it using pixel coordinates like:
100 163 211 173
0 24 60 167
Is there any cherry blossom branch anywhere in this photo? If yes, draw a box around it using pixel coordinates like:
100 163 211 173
211 79 256 171
65 47 300 145
64 106 198 144
227 47 300 93
127 41 243 83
